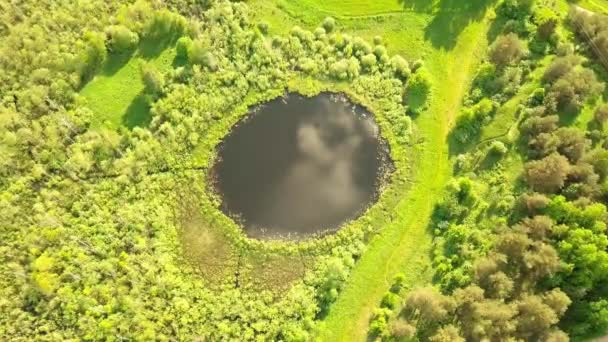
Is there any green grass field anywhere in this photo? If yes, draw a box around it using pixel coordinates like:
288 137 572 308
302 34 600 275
80 40 177 130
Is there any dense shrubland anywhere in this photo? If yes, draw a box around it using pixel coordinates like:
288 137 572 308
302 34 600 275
370 0 608 340
0 0 427 339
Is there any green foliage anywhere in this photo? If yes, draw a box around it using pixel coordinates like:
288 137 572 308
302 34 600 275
390 55 410 79
533 7 559 39
106 25 139 53
406 67 432 115
79 31 108 82
489 33 526 68
321 17 336 33
452 98 496 144
140 62 165 95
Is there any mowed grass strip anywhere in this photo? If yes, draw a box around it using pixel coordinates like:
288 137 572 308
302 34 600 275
288 0 406 17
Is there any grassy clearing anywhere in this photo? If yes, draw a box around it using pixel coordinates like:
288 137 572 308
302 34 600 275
80 40 177 130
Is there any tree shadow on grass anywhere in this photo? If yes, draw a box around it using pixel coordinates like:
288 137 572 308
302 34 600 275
122 93 152 129
447 120 483 157
139 32 181 60
424 0 497 50
101 49 137 76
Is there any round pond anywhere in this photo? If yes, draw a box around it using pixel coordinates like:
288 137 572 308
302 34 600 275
212 93 392 239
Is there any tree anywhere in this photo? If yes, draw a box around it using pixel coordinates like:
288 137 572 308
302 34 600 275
390 55 410 79
322 17 336 33
403 287 454 334
106 25 139 53
187 39 218 70
515 295 561 340
545 67 604 112
79 31 107 82
524 153 571 193
406 67 432 114
140 62 164 95
594 104 608 125
520 115 559 140
542 55 581 84
489 33 525 67
429 325 465 342
554 127 590 162
534 7 559 39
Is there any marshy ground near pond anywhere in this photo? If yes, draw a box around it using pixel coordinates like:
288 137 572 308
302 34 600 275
4 0 608 340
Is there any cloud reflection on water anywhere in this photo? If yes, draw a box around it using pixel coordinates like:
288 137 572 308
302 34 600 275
215 93 388 238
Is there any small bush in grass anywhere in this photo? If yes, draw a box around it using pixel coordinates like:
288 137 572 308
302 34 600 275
106 25 139 53
390 273 406 293
381 291 400 309
361 54 377 70
490 141 508 155
411 59 424 72
369 308 391 338
176 36 192 60
257 21 269 34
322 17 336 33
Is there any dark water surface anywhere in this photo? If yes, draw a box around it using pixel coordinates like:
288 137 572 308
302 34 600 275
213 93 391 239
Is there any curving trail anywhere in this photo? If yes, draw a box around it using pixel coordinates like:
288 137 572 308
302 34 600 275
317 12 494 342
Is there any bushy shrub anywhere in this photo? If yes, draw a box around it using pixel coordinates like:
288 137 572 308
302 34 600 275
143 9 186 40
380 291 400 309
106 25 139 53
78 31 107 82
406 67 432 114
490 141 508 155
140 62 164 95
373 45 387 58
176 36 192 60
369 308 392 338
489 33 525 67
329 58 360 80
361 53 377 70
594 104 608 124
390 55 410 79
257 21 269 34
187 39 218 70
322 17 336 33
411 59 424 72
